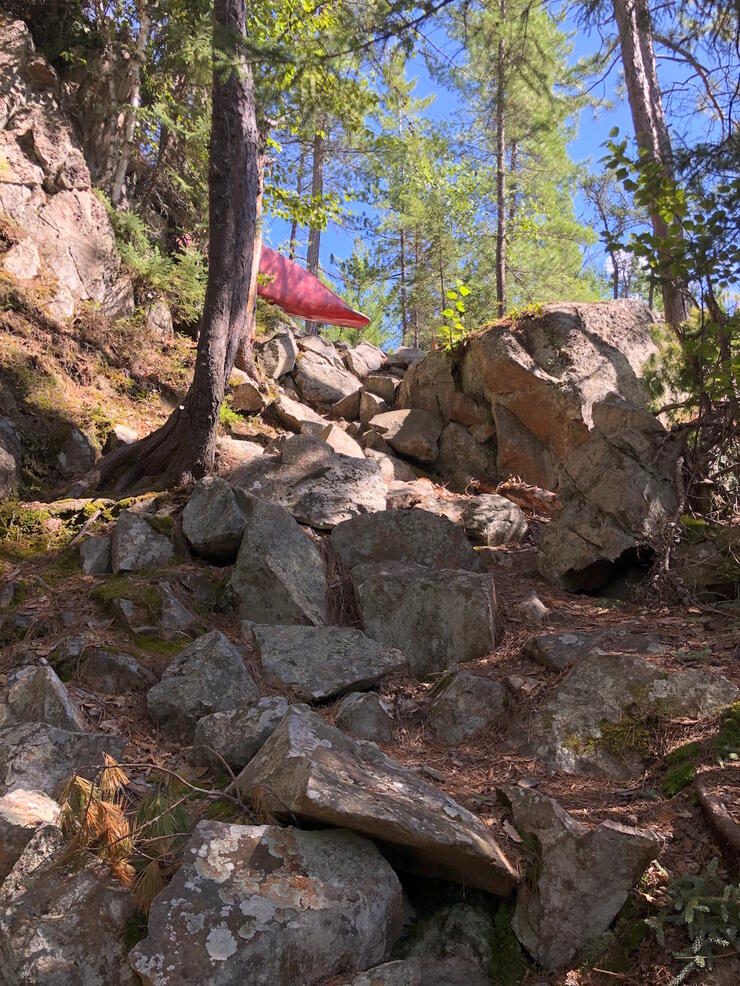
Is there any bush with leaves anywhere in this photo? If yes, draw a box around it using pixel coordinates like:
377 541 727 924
645 858 739 985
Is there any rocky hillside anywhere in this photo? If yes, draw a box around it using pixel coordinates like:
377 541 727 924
1 16 739 986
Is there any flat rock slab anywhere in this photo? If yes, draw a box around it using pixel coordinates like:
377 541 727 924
227 495 328 624
111 509 173 572
0 789 60 882
330 509 482 572
500 785 659 970
247 624 406 702
147 630 259 741
353 562 496 678
129 822 403 986
0 722 126 797
192 696 290 770
516 653 739 778
236 705 517 895
0 824 137 985
523 629 671 671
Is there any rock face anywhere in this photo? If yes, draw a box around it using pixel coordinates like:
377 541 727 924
330 509 482 572
0 659 86 732
228 434 387 530
147 630 259 741
368 409 442 463
0 824 137 985
192 696 290 770
430 670 507 745
111 509 174 572
523 629 670 672
247 624 406 702
537 395 679 590
518 653 739 778
353 562 496 677
500 785 659 970
0 789 60 882
227 495 328 624
129 822 404 986
182 477 250 564
295 351 363 406
236 705 518 895
435 423 498 491
0 721 126 797
0 19 133 320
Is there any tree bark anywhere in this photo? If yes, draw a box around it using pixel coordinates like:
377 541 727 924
305 121 326 335
612 0 687 325
95 0 261 491
495 0 507 318
288 145 307 261
111 3 151 207
399 226 409 344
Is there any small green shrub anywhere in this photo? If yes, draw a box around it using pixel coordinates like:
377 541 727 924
662 764 696 797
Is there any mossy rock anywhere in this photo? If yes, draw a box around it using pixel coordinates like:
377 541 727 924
662 763 696 797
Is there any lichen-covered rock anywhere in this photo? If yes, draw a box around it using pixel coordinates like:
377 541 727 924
515 653 739 778
0 824 136 985
0 721 125 797
247 624 405 702
430 670 507 745
129 822 404 986
0 789 60 882
462 494 528 546
353 562 496 678
192 696 290 770
147 630 259 741
0 658 86 732
330 509 482 572
78 648 156 693
79 532 111 574
182 476 250 564
228 434 386 530
368 409 442 463
337 958 490 986
111 509 173 572
523 629 670 672
500 785 659 970
227 496 328 623
236 705 517 895
295 350 364 406
335 692 395 742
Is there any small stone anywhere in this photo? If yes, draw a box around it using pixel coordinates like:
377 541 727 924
430 670 507 745
112 597 157 635
146 297 173 341
147 630 259 741
247 624 406 702
0 790 60 882
56 427 97 477
111 509 173 572
79 533 111 574
0 659 86 732
335 692 395 742
515 590 550 626
192 696 289 769
231 379 265 414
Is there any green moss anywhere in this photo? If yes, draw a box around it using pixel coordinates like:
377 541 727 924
598 715 654 760
145 514 175 535
714 702 740 759
0 501 75 561
487 902 529 985
665 742 702 765
680 514 709 542
135 634 183 657
219 397 243 427
662 764 696 797
90 575 162 616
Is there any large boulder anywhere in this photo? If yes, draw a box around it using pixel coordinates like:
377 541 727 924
515 652 739 779
147 630 259 741
192 696 290 770
294 350 364 406
330 509 482 572
368 409 442 463
246 624 406 702
0 659 86 732
0 824 137 985
182 476 250 564
0 789 60 882
111 509 174 572
255 325 298 379
227 434 386 530
129 822 404 986
227 495 328 624
345 342 386 379
0 19 133 319
461 494 528 546
536 395 679 590
236 705 518 895
435 423 498 490
397 349 457 423
500 785 659 970
353 562 496 677
0 722 126 797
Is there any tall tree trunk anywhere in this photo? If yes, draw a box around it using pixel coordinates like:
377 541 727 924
612 0 687 326
412 227 420 349
305 121 326 335
110 4 151 207
495 0 507 318
288 146 307 261
94 0 261 491
399 226 409 344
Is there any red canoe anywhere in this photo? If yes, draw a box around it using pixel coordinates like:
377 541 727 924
257 245 370 329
